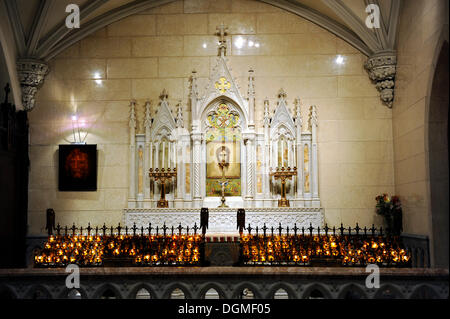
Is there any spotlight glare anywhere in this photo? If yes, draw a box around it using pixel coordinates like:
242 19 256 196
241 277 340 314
234 37 245 49
335 55 344 65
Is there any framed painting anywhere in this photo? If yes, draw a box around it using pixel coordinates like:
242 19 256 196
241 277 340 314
58 144 97 191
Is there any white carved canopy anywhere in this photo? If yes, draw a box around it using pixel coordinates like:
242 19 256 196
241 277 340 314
151 91 177 142
270 90 296 140
196 56 249 131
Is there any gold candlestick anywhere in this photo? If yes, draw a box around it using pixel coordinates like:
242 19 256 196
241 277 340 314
149 167 177 208
269 166 297 207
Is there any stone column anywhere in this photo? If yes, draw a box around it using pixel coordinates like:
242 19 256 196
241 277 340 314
191 132 202 207
175 139 184 205
144 101 152 203
288 138 294 197
16 59 49 111
128 100 137 208
263 99 271 199
247 69 255 129
295 98 303 201
310 105 320 207
154 141 160 203
162 140 166 169
244 134 255 206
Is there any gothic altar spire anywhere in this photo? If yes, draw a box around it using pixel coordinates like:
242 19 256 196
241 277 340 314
176 100 184 128
294 98 302 128
216 23 228 57
263 99 271 129
248 69 255 127
309 105 318 127
144 100 152 129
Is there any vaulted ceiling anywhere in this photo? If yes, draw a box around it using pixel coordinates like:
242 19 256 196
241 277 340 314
4 0 401 61
1 0 401 110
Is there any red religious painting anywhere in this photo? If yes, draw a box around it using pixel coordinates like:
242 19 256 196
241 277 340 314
58 144 97 191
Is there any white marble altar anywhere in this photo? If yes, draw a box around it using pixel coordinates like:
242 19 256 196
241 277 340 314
124 207 324 235
123 25 323 233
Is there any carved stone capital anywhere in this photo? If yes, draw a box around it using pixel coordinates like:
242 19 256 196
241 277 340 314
364 53 397 108
191 132 203 143
16 59 49 111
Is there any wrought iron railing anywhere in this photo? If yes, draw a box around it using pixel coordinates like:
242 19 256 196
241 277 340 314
34 222 205 267
238 223 411 267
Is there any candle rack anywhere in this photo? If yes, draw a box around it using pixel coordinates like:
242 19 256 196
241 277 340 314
239 223 411 267
34 222 204 267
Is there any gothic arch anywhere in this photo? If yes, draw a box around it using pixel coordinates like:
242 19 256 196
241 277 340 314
128 284 155 299
163 283 192 299
232 282 262 299
424 27 449 268
374 284 403 299
93 284 123 299
199 283 226 299
201 97 248 132
268 283 296 299
410 285 440 299
58 287 88 299
25 284 52 299
152 125 177 142
40 0 375 62
337 283 367 299
301 283 332 299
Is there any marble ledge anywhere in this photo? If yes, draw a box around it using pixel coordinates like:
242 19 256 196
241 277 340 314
0 267 448 278
123 207 324 212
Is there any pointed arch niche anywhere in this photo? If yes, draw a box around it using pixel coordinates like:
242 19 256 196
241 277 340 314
202 98 245 206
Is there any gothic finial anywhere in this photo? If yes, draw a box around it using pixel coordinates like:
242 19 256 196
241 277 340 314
129 100 137 129
144 100 152 129
190 70 199 98
160 89 168 101
295 97 302 126
278 88 287 100
263 99 270 126
216 23 228 56
176 100 184 128
309 105 318 127
248 69 255 96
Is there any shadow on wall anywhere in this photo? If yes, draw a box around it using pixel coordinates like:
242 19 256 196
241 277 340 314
428 41 449 268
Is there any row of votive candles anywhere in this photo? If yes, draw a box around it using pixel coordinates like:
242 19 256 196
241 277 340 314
240 234 410 265
34 234 203 267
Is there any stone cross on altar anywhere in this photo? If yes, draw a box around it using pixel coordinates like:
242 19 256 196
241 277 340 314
216 23 228 56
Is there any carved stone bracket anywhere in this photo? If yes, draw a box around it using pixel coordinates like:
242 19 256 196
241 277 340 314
16 59 49 111
364 53 397 108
